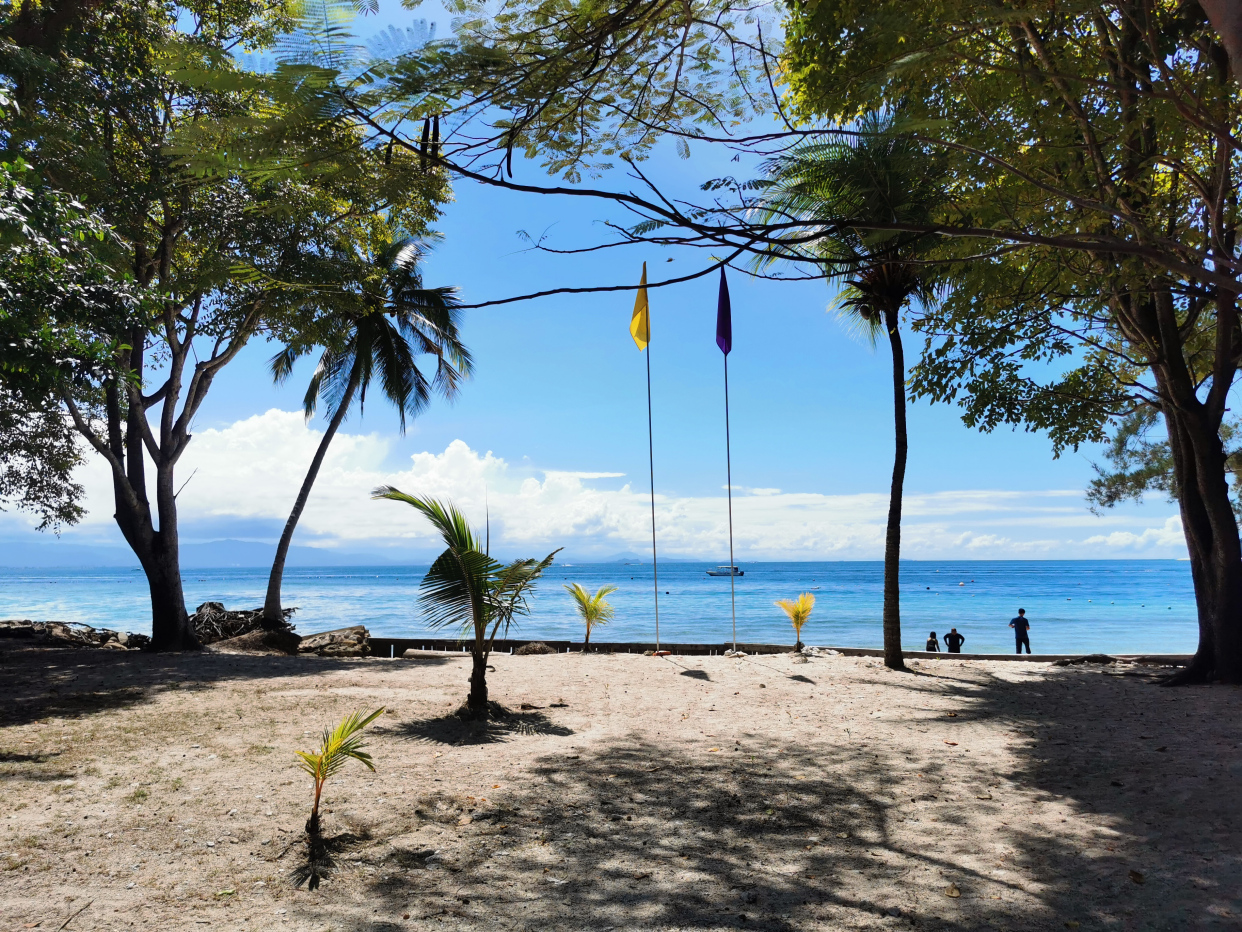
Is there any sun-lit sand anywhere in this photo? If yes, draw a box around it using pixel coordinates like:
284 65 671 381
2 643 1239 930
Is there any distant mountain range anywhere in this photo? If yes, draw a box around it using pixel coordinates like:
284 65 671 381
0 540 718 569
0 539 431 569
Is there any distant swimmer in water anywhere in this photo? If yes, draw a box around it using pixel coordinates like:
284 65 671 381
944 628 965 653
1009 608 1032 654
925 631 940 652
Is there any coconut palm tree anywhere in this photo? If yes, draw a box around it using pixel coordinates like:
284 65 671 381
757 115 945 671
564 582 618 648
261 237 472 628
775 592 816 651
372 489 560 719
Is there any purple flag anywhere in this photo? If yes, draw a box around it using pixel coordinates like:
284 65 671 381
716 267 732 355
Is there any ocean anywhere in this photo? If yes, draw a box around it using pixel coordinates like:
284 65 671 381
0 560 1198 655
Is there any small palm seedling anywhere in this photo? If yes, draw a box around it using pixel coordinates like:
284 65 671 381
564 583 619 648
775 593 816 651
296 708 384 837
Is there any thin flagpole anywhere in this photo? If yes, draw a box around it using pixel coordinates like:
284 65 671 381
646 347 660 649
724 354 736 651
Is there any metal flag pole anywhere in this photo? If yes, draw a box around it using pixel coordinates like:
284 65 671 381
724 352 736 652
646 345 660 650
715 266 737 651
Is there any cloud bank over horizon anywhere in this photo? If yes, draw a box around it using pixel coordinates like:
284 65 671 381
2 409 1188 561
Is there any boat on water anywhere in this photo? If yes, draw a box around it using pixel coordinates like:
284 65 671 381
706 565 744 577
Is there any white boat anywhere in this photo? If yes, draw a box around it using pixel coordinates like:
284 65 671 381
706 565 744 577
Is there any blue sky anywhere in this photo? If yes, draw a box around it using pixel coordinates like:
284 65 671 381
0 2 1187 564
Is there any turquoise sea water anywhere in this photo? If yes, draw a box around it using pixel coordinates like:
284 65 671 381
0 560 1198 655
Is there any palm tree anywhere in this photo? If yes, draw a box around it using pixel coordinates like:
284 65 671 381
758 115 945 671
564 582 618 648
372 489 560 719
261 238 472 628
775 592 815 651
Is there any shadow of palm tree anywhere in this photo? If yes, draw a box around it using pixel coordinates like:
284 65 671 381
394 703 574 745
289 829 372 890
354 663 1241 930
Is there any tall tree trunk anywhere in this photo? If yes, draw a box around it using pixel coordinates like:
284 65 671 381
262 366 361 627
99 336 197 652
584 623 591 648
1137 283 1242 684
882 307 908 671
1161 400 1242 684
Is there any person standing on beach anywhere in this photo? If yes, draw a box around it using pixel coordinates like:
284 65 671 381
944 628 965 653
925 631 940 652
1010 609 1032 654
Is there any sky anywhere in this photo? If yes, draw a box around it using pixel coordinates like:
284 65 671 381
0 2 1189 565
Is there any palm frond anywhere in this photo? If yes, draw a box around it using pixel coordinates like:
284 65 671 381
295 707 384 784
419 545 497 632
371 488 481 553
564 582 618 624
775 593 815 635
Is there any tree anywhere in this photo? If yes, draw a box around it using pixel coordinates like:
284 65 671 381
372 489 559 719
756 119 944 670
1 2 446 649
563 582 618 648
775 592 814 651
0 155 135 531
775 0 1242 683
261 236 471 627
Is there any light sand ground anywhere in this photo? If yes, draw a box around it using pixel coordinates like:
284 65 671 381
1 644 1239 932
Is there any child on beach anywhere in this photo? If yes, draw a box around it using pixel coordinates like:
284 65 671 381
925 631 940 652
944 628 965 653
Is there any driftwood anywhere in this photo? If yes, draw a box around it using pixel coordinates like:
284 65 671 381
189 601 296 645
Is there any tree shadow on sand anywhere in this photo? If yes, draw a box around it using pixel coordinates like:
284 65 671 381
394 703 575 746
0 642 410 728
352 663 1241 931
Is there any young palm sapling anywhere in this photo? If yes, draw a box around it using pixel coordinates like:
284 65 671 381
775 593 815 651
295 708 384 837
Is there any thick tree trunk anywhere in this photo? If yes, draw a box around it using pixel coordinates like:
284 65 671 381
111 468 197 651
1200 0 1242 84
882 307 908 671
466 648 490 718
1161 401 1242 683
99 336 197 652
263 368 360 627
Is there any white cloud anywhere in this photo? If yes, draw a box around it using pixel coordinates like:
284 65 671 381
44 409 1189 559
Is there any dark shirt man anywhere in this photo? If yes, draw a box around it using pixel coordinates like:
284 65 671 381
944 628 965 653
925 632 940 652
1010 609 1032 654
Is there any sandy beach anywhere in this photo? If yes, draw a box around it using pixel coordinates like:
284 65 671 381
2 643 1239 931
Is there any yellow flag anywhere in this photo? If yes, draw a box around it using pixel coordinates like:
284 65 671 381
630 262 650 350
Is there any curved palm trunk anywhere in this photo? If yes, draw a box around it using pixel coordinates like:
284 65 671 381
262 365 361 627
882 307 908 671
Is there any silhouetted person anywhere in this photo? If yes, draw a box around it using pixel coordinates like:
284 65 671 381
944 628 965 653
925 631 940 652
1010 609 1032 654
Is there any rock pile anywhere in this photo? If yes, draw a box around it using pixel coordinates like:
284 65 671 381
514 641 554 655
1 606 370 658
0 619 150 650
296 625 370 657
